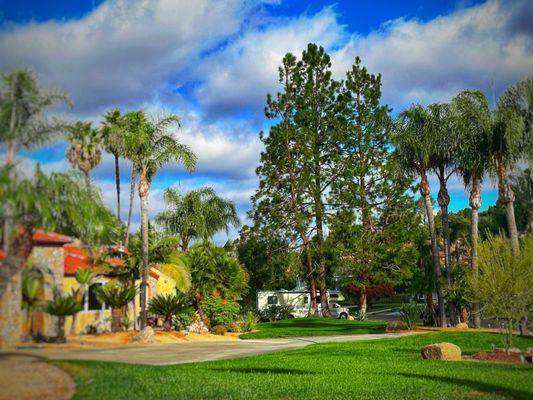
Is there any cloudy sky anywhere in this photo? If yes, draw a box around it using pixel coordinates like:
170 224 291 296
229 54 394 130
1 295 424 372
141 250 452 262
0 0 532 241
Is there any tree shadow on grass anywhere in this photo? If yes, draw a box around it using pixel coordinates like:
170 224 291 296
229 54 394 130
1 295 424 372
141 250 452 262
209 367 316 375
397 372 532 400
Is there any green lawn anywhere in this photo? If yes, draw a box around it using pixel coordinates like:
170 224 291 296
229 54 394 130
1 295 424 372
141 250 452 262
58 332 533 400
239 318 387 339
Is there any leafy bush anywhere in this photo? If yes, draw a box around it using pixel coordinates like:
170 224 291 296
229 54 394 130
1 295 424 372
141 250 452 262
85 322 99 335
233 311 258 332
201 295 239 328
211 325 228 335
259 305 294 322
173 313 193 331
148 292 192 330
399 303 421 330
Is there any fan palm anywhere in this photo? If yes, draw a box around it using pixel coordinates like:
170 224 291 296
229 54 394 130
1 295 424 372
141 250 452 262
44 295 82 343
66 121 102 188
156 187 240 251
122 110 196 328
393 105 446 327
451 90 492 328
101 109 126 222
148 292 192 330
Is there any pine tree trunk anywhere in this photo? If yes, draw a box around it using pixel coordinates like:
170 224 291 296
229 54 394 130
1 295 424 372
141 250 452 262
303 242 318 316
469 175 482 329
114 154 121 223
496 158 519 254
315 218 330 317
359 286 367 319
0 232 33 348
138 169 150 329
125 167 136 248
420 172 446 327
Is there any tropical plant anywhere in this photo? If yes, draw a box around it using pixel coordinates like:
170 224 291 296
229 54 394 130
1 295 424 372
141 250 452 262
21 267 41 337
66 121 102 188
393 105 446 327
156 187 239 251
172 313 193 331
451 90 492 328
201 295 239 329
122 110 196 328
210 325 228 336
469 234 533 349
95 282 136 332
259 304 294 322
236 311 258 333
101 109 126 222
148 292 192 330
399 303 421 330
44 294 82 343
187 243 248 321
0 167 118 347
70 267 96 335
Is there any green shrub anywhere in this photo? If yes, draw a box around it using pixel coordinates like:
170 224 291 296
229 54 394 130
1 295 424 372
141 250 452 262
148 292 192 330
259 305 294 322
239 311 258 332
211 325 228 335
173 313 193 331
399 303 421 330
201 295 239 328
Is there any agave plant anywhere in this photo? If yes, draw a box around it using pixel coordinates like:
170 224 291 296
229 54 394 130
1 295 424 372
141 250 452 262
95 282 136 332
148 292 192 330
44 295 82 343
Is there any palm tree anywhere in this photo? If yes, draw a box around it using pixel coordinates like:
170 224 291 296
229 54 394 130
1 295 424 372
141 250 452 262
22 267 41 338
156 187 240 252
451 90 492 328
491 77 532 253
95 282 136 332
0 67 70 253
66 121 102 188
148 292 192 330
426 102 458 325
186 242 248 321
101 109 126 223
393 105 446 327
70 267 96 335
123 111 196 328
44 294 82 343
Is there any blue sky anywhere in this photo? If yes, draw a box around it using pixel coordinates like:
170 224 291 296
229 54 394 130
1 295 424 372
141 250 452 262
0 0 531 240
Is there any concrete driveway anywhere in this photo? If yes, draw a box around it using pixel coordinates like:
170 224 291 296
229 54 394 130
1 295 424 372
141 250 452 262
8 332 416 366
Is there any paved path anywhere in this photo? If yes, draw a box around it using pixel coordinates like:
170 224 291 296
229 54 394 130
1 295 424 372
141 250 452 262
7 332 416 366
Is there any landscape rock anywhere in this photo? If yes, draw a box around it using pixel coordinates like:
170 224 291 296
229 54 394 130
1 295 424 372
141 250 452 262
133 326 154 343
386 320 407 332
187 321 209 334
421 342 461 361
455 322 468 330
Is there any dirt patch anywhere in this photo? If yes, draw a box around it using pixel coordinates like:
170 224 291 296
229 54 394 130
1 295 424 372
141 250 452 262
469 350 529 364
0 354 75 400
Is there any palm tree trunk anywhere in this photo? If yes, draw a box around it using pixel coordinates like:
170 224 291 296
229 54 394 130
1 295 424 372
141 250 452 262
469 175 482 328
138 169 150 329
70 313 78 335
496 158 519 254
195 291 208 321
124 166 136 248
420 172 446 327
84 171 91 189
56 316 66 343
3 141 15 253
437 173 456 326
0 231 33 348
114 154 121 223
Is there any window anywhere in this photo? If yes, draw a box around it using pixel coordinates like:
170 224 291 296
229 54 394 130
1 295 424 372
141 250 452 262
303 296 309 304
267 295 278 305
87 283 103 310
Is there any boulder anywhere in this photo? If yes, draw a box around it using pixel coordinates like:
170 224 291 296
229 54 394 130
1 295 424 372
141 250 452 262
455 322 468 330
187 321 209 334
347 315 355 321
133 326 154 343
421 342 461 361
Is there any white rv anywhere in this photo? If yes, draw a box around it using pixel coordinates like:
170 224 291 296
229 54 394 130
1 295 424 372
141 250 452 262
257 289 349 318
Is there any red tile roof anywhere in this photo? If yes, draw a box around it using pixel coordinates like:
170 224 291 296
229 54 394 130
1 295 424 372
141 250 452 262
32 229 73 245
64 244 126 275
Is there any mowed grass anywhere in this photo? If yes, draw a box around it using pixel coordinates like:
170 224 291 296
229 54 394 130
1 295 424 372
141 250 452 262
58 332 533 400
239 318 387 339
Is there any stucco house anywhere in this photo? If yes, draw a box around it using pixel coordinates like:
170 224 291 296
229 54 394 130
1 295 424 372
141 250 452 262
3 230 176 337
